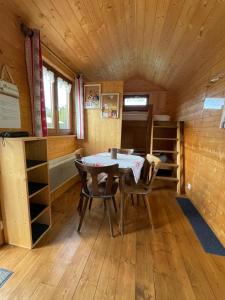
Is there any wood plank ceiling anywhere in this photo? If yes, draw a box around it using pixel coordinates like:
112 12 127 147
6 0 225 90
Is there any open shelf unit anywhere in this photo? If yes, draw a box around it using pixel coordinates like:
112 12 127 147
0 137 51 248
150 121 183 193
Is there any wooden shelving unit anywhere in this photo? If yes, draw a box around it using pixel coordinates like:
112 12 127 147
0 137 51 248
150 120 183 193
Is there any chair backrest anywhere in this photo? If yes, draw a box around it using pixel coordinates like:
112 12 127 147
146 154 161 188
108 148 134 155
74 160 119 197
74 148 85 159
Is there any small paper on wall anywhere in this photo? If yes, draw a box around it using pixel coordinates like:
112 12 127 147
0 94 21 128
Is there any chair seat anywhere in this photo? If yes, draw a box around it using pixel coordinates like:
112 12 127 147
124 182 150 195
84 180 118 198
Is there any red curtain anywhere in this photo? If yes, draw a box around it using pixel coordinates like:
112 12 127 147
25 29 47 137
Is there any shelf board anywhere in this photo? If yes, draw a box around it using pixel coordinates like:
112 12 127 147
28 182 48 198
31 223 50 246
153 150 178 154
30 203 48 223
159 163 178 169
153 125 177 128
26 160 47 171
153 138 177 141
155 176 179 182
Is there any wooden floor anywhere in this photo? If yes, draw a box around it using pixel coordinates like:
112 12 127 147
1 185 225 299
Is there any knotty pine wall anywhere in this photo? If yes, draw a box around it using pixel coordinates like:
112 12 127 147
174 54 225 245
124 76 170 115
0 5 78 244
83 81 123 155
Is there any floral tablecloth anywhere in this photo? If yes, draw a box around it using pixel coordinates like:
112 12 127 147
82 152 144 183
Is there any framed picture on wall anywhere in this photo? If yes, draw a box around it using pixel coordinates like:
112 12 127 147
101 93 120 119
84 84 101 109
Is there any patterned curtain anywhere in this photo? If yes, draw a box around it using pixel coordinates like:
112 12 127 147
25 29 47 137
75 75 84 139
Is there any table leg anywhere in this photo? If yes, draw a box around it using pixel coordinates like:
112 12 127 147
120 190 124 236
119 173 126 236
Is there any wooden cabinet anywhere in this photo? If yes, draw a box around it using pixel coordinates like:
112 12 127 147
0 137 51 248
150 121 184 193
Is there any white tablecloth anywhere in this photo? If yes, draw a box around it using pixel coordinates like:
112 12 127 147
82 152 144 183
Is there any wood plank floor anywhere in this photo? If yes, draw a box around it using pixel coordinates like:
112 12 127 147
0 185 225 299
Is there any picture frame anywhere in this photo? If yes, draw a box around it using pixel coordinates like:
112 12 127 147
84 84 101 109
101 93 120 119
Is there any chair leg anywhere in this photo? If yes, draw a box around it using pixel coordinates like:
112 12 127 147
142 194 146 208
77 192 84 216
77 197 89 232
137 194 140 206
131 194 134 206
89 198 93 210
104 199 107 212
106 200 114 237
144 195 154 229
112 196 117 213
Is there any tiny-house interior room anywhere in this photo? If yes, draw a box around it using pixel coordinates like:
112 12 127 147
0 1 225 299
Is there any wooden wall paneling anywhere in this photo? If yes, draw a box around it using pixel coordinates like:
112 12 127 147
153 0 197 83
47 136 78 160
150 0 185 82
83 81 123 155
124 76 169 115
2 0 225 91
141 0 157 77
169 3 225 89
42 45 74 82
0 5 32 133
116 0 133 79
96 1 125 79
173 46 225 245
8 0 84 75
143 0 170 82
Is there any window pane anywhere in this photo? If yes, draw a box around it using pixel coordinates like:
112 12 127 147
124 97 148 106
43 67 55 128
57 77 72 130
203 97 225 110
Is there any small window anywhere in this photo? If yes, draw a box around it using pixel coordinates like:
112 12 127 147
123 95 149 111
203 98 225 110
43 64 73 135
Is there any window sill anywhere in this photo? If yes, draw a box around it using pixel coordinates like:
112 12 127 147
47 135 76 139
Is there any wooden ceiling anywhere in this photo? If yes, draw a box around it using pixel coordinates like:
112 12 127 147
6 0 225 90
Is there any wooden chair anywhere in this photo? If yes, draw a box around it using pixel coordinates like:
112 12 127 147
124 154 161 229
74 160 119 237
108 148 134 155
74 148 85 159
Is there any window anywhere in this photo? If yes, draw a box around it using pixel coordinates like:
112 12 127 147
43 64 73 135
57 78 72 130
43 67 55 128
203 97 225 110
123 95 149 111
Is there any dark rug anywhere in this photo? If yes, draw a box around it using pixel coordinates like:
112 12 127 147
177 197 225 256
0 268 13 288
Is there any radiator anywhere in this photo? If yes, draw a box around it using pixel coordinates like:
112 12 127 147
49 153 78 192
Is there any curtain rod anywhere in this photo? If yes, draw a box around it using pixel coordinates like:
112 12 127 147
20 23 79 77
21 23 33 37
41 43 77 76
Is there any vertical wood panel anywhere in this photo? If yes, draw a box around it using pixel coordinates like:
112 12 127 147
174 53 225 245
124 76 169 115
83 81 123 155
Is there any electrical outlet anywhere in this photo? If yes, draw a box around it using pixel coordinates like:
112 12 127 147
187 183 192 191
